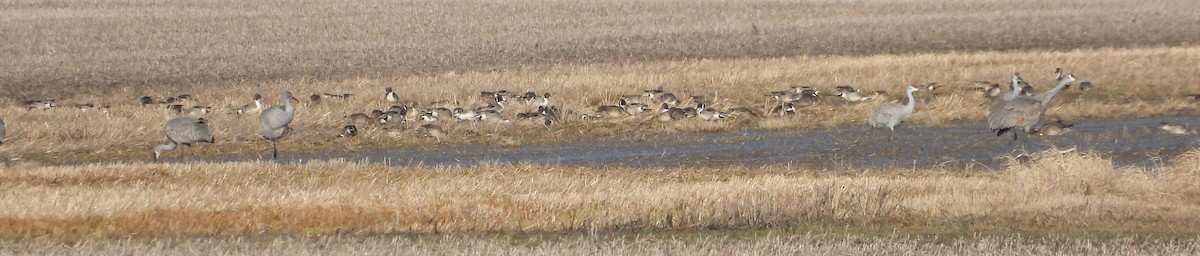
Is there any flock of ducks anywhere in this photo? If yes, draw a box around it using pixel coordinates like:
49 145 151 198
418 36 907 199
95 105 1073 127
1 67 1198 161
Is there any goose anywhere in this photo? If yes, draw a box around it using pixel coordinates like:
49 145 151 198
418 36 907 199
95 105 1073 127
477 98 506 113
834 86 876 103
593 99 631 118
723 107 763 118
657 103 688 121
453 107 481 121
1078 81 1093 91
384 87 399 103
347 113 372 126
338 125 358 138
536 93 551 107
418 124 446 141
480 90 514 101
188 105 213 116
138 96 155 105
697 108 725 121
427 108 454 119
420 112 439 122
644 89 679 106
232 94 264 115
308 93 322 105
166 104 184 114
379 111 405 125
624 102 652 115
770 102 796 116
25 100 57 110
72 103 96 111
479 110 509 123
1161 122 1197 135
539 105 561 125
1032 120 1073 136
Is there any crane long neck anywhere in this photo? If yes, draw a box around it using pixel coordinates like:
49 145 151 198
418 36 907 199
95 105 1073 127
1035 77 1075 103
904 89 916 109
282 96 295 114
1000 76 1022 100
153 142 177 157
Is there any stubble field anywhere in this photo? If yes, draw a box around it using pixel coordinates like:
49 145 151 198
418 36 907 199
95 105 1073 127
2 0 1200 254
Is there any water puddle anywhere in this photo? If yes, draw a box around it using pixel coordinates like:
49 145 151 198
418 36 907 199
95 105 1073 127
134 116 1200 170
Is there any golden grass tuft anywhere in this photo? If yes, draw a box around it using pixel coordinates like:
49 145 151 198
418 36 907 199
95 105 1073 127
0 149 1198 239
5 235 1200 255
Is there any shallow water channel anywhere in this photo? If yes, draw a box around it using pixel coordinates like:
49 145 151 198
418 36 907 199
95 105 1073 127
151 115 1200 170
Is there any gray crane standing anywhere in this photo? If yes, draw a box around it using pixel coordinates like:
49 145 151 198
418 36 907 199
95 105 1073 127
260 91 296 160
868 85 920 140
988 73 1077 141
153 117 215 160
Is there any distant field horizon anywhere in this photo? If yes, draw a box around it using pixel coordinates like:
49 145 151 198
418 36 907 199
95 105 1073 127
2 0 1198 99
3 1 1200 253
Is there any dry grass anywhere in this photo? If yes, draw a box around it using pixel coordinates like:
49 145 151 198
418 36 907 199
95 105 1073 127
5 235 1200 255
1 46 1197 162
3 0 1199 162
0 149 1198 240
3 0 1199 100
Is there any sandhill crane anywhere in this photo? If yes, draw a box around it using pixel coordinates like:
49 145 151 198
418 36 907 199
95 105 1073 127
868 85 919 140
988 74 1076 141
152 117 215 160
260 91 296 160
1031 74 1077 113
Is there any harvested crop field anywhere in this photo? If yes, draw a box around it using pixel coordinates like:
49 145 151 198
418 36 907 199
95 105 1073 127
2 0 1200 254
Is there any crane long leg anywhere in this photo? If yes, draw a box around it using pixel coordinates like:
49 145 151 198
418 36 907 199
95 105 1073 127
271 140 278 160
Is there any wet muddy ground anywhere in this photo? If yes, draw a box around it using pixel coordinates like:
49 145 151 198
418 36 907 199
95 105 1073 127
138 115 1200 170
